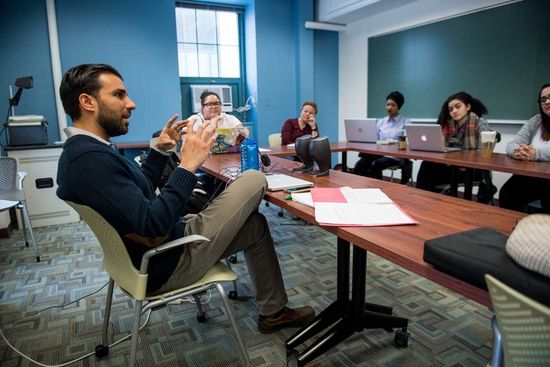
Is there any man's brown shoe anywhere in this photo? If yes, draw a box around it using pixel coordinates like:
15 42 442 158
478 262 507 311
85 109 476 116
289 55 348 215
258 306 316 334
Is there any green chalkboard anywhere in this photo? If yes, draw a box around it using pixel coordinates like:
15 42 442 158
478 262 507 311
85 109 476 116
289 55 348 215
368 0 550 120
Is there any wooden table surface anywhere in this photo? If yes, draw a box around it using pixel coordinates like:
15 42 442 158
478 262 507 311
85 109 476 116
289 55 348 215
265 141 550 179
201 153 525 307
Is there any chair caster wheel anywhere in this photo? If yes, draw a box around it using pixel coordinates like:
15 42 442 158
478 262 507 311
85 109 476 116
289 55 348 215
228 290 238 300
286 349 299 367
384 327 394 332
394 328 410 348
95 344 109 358
197 312 207 323
25 241 29 247
229 255 237 264
277 211 284 217
36 256 41 262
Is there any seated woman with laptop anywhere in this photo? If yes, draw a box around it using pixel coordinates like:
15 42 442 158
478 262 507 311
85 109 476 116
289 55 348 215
354 91 412 184
499 83 550 212
415 91 497 203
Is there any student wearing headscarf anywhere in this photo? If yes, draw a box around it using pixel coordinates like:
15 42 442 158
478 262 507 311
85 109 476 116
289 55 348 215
354 91 412 184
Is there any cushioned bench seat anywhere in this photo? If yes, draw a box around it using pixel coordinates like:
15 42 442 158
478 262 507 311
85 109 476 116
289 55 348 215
423 227 550 306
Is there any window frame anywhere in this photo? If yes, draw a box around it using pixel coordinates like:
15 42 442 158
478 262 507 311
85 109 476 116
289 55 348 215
176 2 249 134
175 2 243 79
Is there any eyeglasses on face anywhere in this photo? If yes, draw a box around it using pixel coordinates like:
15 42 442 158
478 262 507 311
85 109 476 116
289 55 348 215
203 102 221 108
539 95 550 104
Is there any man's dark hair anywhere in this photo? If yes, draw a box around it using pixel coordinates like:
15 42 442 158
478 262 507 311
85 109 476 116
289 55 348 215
59 64 123 120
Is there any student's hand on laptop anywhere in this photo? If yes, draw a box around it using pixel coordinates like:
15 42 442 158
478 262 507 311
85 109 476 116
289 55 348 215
156 114 188 152
179 120 218 172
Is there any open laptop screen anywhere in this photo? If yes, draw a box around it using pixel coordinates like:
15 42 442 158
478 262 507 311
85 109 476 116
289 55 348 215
405 124 461 153
344 118 378 143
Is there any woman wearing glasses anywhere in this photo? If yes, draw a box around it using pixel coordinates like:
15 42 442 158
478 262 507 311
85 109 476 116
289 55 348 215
188 91 249 136
499 83 550 212
281 101 319 145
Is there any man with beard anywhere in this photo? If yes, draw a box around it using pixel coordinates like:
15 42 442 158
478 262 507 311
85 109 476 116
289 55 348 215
56 64 315 334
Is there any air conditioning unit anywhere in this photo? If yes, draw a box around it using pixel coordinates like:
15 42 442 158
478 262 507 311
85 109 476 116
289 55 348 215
190 84 233 113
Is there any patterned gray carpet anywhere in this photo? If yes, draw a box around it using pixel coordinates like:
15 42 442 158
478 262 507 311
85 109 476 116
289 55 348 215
0 204 493 366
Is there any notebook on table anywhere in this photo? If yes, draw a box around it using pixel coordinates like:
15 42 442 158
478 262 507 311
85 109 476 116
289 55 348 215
344 118 378 143
405 124 461 153
211 128 247 154
265 174 313 192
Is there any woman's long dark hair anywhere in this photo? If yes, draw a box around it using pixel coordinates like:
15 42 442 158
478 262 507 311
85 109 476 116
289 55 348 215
538 83 550 141
437 91 488 126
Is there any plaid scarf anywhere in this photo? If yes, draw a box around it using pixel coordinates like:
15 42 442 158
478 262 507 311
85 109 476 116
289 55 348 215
441 112 478 149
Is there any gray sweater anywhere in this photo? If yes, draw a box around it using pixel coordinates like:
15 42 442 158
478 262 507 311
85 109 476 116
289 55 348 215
506 114 550 161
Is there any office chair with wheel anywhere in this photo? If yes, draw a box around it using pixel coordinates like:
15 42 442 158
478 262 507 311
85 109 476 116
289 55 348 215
65 201 250 367
485 274 550 367
0 157 40 261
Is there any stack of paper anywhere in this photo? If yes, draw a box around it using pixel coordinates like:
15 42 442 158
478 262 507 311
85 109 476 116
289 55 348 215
310 188 416 227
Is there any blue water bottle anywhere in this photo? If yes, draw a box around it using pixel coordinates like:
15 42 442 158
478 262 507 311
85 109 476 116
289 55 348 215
240 139 259 173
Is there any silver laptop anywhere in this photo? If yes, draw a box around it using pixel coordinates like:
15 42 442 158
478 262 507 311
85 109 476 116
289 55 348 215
405 124 461 153
265 174 313 192
344 118 378 143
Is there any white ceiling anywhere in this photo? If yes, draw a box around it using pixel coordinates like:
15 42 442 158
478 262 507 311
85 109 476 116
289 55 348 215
317 0 420 24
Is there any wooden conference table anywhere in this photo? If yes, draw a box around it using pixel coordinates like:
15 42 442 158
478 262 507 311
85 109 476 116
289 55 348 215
201 153 524 366
266 142 550 200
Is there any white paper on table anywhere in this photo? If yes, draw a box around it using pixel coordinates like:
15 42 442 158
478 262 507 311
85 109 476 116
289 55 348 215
339 188 392 204
314 202 416 226
259 148 271 153
291 192 314 207
287 143 295 148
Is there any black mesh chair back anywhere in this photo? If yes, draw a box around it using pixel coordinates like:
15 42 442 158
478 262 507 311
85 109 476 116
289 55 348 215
0 157 17 191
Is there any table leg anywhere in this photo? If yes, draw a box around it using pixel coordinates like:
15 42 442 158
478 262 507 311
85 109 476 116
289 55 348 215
341 152 348 172
463 168 474 200
285 238 409 366
450 167 459 197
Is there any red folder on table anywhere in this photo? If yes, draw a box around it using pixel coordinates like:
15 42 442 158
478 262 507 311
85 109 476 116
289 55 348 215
310 188 417 227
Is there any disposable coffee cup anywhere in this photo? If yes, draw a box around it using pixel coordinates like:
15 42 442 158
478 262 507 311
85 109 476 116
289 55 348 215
481 131 497 157
398 135 407 150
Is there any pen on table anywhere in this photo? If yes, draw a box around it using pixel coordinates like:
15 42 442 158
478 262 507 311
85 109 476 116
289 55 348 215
284 194 292 200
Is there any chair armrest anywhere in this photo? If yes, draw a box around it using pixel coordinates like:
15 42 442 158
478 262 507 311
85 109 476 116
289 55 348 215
139 234 210 274
16 171 27 190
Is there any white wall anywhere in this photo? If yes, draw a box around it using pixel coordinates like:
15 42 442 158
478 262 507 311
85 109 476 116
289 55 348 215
338 0 520 193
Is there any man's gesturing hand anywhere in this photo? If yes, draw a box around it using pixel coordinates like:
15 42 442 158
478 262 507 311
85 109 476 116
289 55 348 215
179 119 218 172
156 114 188 152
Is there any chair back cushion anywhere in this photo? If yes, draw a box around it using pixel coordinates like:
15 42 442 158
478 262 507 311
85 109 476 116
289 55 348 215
0 157 17 191
66 201 148 299
268 133 282 146
506 214 550 278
